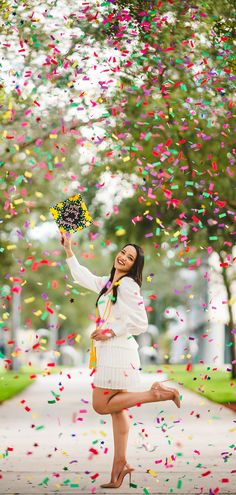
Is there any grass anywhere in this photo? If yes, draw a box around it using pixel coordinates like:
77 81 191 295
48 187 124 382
143 363 236 404
0 365 70 403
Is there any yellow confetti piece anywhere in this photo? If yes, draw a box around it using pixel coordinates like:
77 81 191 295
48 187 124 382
11 351 21 357
6 245 16 250
99 431 106 437
25 171 32 178
112 133 118 140
75 334 81 344
34 310 42 316
35 191 43 198
147 469 158 477
173 231 180 237
58 313 67 320
49 134 57 138
40 215 46 221
229 428 236 432
123 156 130 162
24 297 35 304
39 338 47 344
3 313 9 320
115 228 126 236
164 230 170 236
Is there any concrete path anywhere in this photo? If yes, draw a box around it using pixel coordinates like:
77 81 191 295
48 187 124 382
0 367 235 494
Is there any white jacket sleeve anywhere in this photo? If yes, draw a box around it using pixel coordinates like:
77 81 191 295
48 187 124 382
66 254 108 294
111 277 148 337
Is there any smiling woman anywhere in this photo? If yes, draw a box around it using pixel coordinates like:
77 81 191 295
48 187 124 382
61 232 180 488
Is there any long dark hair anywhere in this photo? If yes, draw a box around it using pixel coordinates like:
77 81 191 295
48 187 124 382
95 243 145 307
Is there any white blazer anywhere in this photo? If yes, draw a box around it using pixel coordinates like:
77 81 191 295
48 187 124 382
66 254 148 349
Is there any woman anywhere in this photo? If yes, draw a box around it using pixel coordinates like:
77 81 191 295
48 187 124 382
61 232 180 489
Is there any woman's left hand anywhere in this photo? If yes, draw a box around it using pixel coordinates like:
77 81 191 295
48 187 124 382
91 328 116 341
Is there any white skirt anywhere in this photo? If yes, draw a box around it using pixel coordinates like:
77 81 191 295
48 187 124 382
93 344 142 390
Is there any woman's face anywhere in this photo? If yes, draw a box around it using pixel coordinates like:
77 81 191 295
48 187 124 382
114 245 137 273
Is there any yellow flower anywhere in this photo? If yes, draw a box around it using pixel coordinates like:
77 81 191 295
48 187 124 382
81 201 86 210
69 194 80 201
77 226 83 231
85 211 92 221
50 208 59 219
57 202 64 209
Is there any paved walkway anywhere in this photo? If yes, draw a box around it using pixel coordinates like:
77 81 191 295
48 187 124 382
0 367 235 494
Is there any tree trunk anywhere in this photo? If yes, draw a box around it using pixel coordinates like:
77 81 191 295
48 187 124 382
220 255 236 379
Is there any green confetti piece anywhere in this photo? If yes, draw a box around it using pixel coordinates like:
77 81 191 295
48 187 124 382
40 311 48 321
130 483 138 488
70 484 79 488
177 479 182 489
35 425 44 430
155 228 160 236
48 400 56 404
51 391 60 398
63 479 70 484
143 488 150 495
209 236 218 240
186 191 194 196
0 351 5 359
39 477 49 485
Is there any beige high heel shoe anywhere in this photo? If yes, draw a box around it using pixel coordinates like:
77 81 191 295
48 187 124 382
100 463 135 489
151 381 181 408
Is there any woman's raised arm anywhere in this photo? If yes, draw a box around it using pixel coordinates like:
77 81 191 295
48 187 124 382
61 232 108 293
